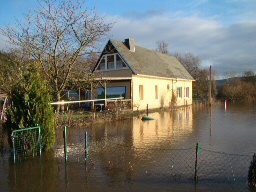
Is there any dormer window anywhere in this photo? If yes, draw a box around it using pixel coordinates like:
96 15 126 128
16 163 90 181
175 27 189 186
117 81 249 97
107 55 114 69
98 57 105 70
116 54 126 69
96 53 127 71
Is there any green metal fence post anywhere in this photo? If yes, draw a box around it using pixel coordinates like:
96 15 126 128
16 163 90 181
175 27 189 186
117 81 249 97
85 131 88 160
38 125 42 157
63 126 68 161
12 129 16 164
194 143 199 183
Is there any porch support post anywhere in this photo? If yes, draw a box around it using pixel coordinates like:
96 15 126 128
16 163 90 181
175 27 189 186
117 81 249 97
104 81 107 109
78 87 81 107
91 82 94 111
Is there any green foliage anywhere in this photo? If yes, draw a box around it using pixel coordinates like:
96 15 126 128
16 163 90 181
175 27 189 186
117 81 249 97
192 69 209 99
4 64 56 150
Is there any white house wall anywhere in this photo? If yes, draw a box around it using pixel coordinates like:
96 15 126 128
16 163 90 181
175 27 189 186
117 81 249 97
132 75 192 110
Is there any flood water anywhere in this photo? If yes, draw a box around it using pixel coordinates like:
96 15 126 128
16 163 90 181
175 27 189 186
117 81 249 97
1 102 256 191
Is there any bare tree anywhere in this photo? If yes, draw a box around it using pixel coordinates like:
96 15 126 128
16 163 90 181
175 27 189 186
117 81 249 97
156 40 169 54
174 52 200 78
0 51 27 94
243 70 255 77
1 0 113 110
174 52 218 99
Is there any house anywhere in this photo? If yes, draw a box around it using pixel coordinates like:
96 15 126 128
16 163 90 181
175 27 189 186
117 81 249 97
91 38 194 111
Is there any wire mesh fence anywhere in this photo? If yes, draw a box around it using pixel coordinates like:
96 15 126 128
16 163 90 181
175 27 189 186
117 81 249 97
55 129 255 191
1 125 256 191
12 126 42 163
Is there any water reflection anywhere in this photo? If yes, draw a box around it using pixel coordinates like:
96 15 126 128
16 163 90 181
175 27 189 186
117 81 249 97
1 103 256 191
90 103 256 154
132 107 193 148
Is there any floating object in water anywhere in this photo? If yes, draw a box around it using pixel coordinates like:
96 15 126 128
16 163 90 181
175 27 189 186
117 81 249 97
141 115 154 121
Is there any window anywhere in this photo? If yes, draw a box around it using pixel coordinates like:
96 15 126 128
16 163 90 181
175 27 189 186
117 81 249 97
155 85 158 99
96 54 127 71
61 90 79 101
139 85 144 100
97 57 105 70
98 86 126 99
177 87 182 98
116 54 126 69
107 55 115 69
185 87 189 98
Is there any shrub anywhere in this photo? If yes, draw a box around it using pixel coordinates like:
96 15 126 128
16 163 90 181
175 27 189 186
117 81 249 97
4 64 56 150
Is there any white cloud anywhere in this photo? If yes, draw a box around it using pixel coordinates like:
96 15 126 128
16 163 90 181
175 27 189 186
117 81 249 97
0 34 9 51
107 13 256 76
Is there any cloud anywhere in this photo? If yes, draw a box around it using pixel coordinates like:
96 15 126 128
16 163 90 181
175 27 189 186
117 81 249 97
107 13 256 76
0 34 9 51
124 9 166 19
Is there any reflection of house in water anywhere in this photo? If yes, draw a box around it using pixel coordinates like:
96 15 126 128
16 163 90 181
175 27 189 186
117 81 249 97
132 107 193 148
90 107 193 149
87 108 194 183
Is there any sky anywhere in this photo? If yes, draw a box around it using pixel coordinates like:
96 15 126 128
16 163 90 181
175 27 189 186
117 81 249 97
0 0 256 78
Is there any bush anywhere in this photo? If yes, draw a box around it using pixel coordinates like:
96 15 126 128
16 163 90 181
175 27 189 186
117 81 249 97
4 64 56 150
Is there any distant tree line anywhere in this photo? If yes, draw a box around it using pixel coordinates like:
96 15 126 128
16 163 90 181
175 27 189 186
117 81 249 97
217 71 256 102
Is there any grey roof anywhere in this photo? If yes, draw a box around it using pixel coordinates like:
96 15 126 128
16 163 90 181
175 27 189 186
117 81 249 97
111 39 194 80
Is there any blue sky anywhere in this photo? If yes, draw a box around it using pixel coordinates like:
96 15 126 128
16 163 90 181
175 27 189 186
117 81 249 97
1 0 256 78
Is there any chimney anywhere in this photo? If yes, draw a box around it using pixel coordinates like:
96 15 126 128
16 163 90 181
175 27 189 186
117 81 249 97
125 38 136 52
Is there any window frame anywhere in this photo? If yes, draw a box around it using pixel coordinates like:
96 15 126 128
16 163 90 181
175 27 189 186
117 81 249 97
96 53 128 71
139 85 144 100
185 87 189 98
177 87 183 98
155 85 158 99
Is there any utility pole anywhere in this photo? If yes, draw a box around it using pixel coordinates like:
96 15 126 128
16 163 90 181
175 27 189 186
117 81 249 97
209 65 212 106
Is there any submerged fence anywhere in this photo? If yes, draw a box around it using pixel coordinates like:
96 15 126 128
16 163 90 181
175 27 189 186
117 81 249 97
12 126 42 163
57 129 256 191
1 125 256 191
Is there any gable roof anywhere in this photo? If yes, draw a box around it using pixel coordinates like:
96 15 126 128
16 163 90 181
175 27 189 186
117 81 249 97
95 39 194 81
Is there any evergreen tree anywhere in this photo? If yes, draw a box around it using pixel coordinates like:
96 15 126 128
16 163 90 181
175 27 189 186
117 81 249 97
4 64 56 150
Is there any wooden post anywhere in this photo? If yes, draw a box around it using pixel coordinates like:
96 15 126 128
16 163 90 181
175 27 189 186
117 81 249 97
147 104 149 116
78 87 81 108
92 101 95 112
90 82 93 112
209 65 212 106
